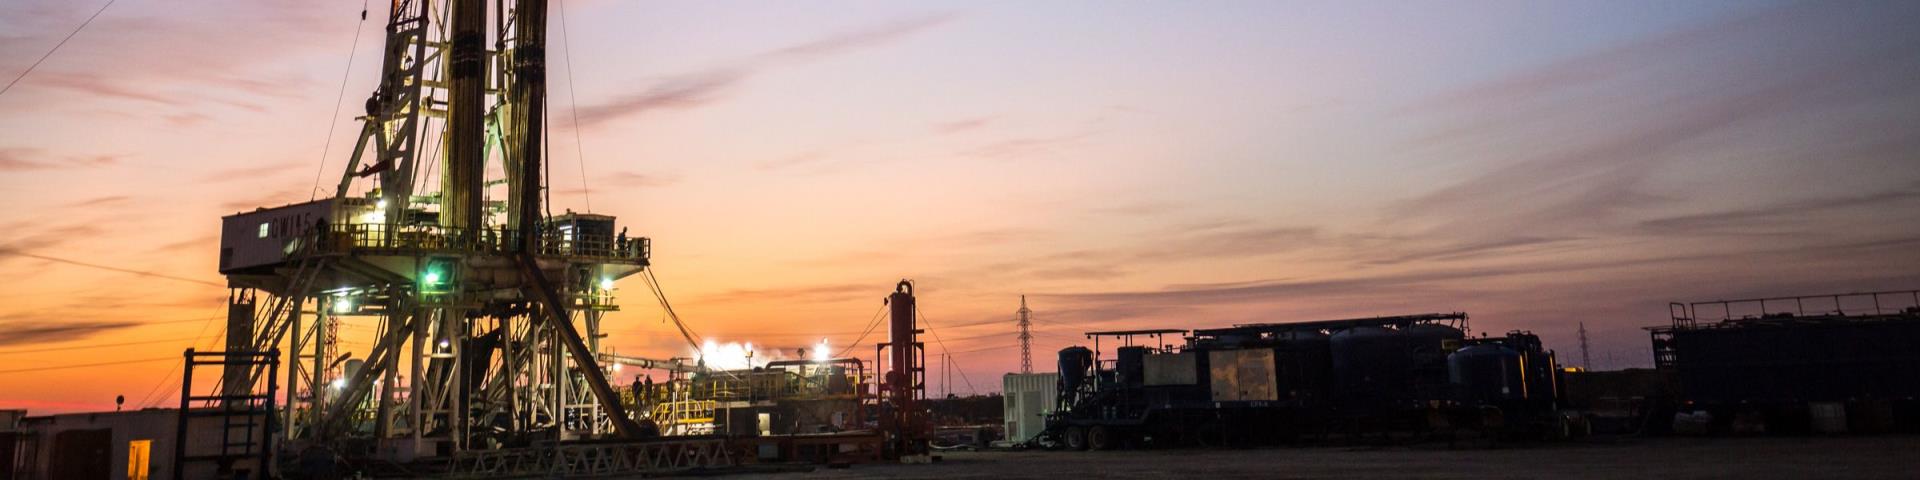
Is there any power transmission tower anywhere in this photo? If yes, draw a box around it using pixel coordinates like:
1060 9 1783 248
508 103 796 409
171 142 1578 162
1578 321 1593 370
1017 295 1033 374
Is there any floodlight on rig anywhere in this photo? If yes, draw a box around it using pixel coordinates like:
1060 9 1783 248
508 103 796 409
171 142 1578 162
420 258 456 294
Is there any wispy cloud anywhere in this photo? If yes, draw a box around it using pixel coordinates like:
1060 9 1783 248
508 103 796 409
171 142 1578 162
931 115 997 135
761 14 957 61
0 321 140 347
694 283 886 304
1369 236 1583 266
59 195 132 209
929 227 1048 248
197 162 303 184
1384 0 1920 269
1089 201 1181 217
151 234 215 253
0 148 124 172
1640 183 1920 236
218 187 307 211
600 170 683 188
0 223 107 257
572 13 956 128
959 130 1099 160
1150 224 1319 262
754 149 834 172
25 72 183 106
572 69 747 126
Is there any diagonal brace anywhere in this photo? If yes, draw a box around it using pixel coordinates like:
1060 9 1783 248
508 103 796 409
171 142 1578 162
516 253 643 438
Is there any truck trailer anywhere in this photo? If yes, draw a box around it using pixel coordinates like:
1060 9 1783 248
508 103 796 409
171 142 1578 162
1041 313 1577 449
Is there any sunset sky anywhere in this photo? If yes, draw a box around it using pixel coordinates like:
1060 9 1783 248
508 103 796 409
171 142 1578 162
3 0 1918 412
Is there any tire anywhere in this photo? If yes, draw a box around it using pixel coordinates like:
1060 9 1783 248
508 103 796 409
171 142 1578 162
1064 425 1089 451
1196 422 1223 448
1545 415 1571 441
1088 425 1115 451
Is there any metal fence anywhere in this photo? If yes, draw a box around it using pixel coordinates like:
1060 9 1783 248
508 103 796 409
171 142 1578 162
308 223 649 261
447 438 734 477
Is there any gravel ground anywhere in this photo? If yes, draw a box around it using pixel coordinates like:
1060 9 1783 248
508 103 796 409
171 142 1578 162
712 436 1920 480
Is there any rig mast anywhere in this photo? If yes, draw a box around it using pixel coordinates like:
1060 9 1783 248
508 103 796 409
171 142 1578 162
213 0 648 460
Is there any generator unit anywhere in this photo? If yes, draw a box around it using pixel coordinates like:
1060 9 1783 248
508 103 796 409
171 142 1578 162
1042 313 1575 450
1649 290 1920 434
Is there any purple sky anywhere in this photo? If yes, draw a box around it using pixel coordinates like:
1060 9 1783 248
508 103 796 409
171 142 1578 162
1 0 1918 410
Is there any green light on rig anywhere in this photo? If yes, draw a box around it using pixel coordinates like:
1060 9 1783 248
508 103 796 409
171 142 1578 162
599 277 615 290
421 258 455 293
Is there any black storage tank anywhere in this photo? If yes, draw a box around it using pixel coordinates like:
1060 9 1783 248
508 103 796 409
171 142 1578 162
1405 323 1466 400
1448 343 1525 403
1272 330 1332 404
1058 346 1095 396
1331 326 1407 405
1115 346 1150 386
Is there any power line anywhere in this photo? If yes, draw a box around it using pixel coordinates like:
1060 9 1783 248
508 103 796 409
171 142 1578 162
916 305 976 394
136 316 237 326
0 336 201 356
834 302 890 358
0 251 222 287
0 356 174 375
944 344 1017 355
639 267 703 352
0 0 117 99
137 296 231 408
312 0 373 200
555 0 592 212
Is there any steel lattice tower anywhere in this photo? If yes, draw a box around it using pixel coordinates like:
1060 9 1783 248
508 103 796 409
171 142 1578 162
1016 295 1033 374
1578 321 1593 370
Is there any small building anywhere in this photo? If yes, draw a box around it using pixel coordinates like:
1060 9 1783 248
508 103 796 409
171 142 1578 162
1003 373 1059 443
2 409 26 480
3 409 266 480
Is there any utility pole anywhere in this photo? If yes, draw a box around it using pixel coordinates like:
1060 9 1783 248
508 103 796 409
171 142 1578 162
1017 295 1033 374
1578 322 1593 370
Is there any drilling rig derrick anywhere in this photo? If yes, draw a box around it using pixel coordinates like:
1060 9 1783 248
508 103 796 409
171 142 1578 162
212 0 648 462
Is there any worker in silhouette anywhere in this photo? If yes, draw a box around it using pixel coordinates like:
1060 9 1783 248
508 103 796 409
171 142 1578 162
365 89 383 116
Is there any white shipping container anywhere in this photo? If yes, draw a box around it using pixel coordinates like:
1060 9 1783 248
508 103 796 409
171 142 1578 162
1003 373 1059 443
219 198 340 273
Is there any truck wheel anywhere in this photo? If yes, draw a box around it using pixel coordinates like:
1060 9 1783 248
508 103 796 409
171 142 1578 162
1065 426 1089 451
1546 415 1571 441
1088 425 1115 451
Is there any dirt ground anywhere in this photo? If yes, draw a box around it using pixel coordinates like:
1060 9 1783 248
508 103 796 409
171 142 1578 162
712 436 1920 480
